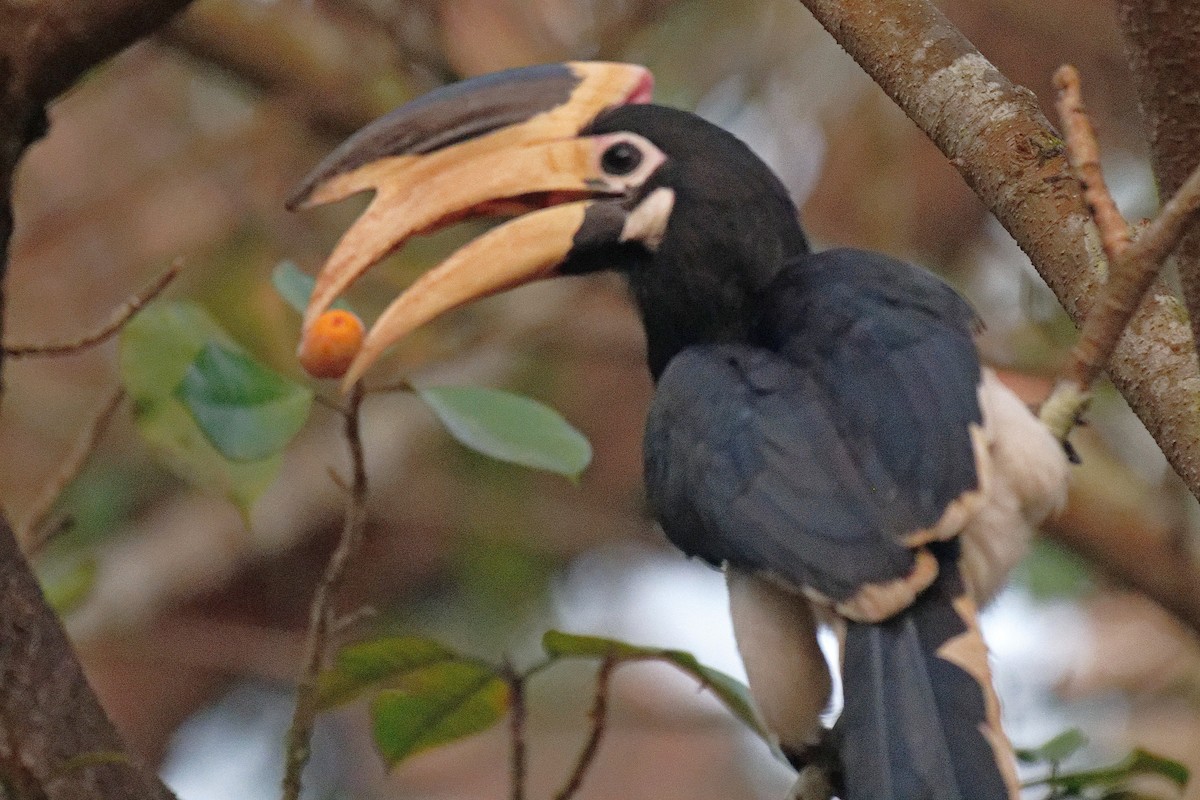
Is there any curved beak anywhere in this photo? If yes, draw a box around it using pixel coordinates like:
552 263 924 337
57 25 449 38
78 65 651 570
290 61 655 387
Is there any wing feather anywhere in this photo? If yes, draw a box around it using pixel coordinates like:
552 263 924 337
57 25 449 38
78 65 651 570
644 249 983 601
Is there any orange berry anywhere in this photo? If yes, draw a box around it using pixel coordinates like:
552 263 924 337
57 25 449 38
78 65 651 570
298 309 365 379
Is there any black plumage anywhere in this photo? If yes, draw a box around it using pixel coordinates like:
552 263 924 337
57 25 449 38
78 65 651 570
578 106 1009 800
296 67 1064 800
644 247 982 601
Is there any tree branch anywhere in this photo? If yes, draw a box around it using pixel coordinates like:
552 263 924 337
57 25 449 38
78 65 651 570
1114 1 1200 359
0 515 175 800
1053 65 1129 270
794 0 1200 506
1043 66 1200 445
553 655 616 800
506 664 529 800
4 262 178 359
0 2 194 798
282 382 369 800
18 387 126 554
161 0 413 137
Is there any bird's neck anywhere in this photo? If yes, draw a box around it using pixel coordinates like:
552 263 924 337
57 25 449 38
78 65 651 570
631 236 800 379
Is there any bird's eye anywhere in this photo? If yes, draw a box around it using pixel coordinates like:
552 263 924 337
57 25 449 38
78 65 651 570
601 141 643 176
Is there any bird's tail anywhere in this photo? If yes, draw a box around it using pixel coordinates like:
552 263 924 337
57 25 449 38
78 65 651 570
837 541 1019 800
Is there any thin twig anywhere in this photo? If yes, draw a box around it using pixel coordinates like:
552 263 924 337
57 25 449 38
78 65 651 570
1045 67 1200 442
506 664 528 800
794 0 1200 508
553 655 617 800
282 381 368 800
1125 157 1200 271
331 605 377 640
17 386 126 554
1052 64 1131 397
1054 65 1131 266
3 262 179 358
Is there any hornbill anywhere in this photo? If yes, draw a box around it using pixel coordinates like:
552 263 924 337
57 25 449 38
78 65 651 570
290 62 1070 800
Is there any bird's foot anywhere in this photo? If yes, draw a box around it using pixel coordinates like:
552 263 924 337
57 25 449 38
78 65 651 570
790 765 833 800
783 730 842 800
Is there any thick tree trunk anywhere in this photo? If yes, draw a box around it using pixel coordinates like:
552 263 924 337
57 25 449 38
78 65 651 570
0 2 195 797
1115 1 1200 359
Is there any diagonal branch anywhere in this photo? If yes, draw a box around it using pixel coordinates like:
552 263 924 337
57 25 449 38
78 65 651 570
794 0 1200 508
17 386 126 554
4 263 179 358
1043 66 1200 446
795 0 1200 642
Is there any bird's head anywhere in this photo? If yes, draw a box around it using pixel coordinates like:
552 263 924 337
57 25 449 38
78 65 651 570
292 62 807 385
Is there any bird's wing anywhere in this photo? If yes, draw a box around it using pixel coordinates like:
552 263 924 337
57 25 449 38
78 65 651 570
643 249 985 607
644 341 927 603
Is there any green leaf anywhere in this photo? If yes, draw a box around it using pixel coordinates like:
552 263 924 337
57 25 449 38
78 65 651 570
175 342 313 462
1024 748 1189 793
1016 539 1094 600
272 261 353 315
542 630 768 741
1016 728 1089 764
543 629 662 660
370 660 509 766
417 387 592 479
38 555 98 614
1122 749 1189 789
120 301 283 513
318 636 461 710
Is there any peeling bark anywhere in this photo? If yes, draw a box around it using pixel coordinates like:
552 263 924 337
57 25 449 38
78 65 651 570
797 0 1200 505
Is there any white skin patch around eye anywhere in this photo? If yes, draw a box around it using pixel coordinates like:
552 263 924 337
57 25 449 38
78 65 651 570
621 186 675 251
589 132 665 191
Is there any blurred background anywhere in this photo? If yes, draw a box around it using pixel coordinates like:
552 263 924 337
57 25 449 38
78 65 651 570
2 0 1197 798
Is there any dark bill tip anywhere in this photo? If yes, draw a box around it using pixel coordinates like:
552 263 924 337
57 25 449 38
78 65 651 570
287 63 581 210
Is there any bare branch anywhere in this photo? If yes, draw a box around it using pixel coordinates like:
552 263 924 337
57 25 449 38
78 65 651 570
1049 508 1200 637
1064 157 1200 395
4 264 179 358
0 3 193 798
18 387 126 554
1053 65 1130 266
507 664 529 800
794 0 1200 506
1045 67 1200 447
282 381 369 800
0 513 177 800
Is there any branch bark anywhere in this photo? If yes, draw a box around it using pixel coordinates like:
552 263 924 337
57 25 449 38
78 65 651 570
1114 1 1200 357
0 517 175 799
0 1 195 797
796 1 1200 638
0 0 197 354
794 0 1200 505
